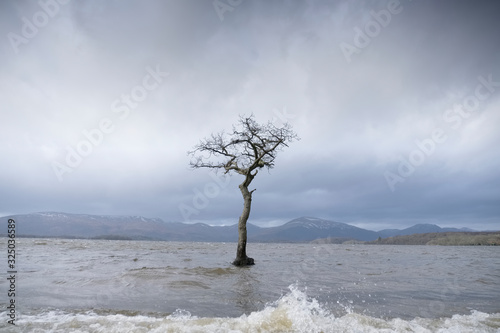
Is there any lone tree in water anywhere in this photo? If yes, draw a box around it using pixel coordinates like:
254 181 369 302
189 115 299 266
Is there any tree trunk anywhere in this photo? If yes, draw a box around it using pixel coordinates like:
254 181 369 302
232 183 255 266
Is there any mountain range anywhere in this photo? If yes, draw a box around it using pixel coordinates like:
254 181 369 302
0 212 478 243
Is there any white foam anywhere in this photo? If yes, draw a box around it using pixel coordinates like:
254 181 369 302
3 286 500 332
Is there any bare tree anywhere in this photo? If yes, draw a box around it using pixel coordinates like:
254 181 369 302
188 115 299 266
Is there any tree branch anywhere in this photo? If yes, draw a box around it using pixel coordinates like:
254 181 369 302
188 114 299 183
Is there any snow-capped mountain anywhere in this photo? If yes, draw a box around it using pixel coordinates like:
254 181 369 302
250 217 379 242
0 212 477 242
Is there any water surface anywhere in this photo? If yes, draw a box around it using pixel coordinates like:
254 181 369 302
1 238 499 332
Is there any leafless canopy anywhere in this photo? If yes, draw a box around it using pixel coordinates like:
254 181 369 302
189 114 298 266
189 115 299 182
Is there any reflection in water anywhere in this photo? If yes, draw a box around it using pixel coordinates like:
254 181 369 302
232 266 261 314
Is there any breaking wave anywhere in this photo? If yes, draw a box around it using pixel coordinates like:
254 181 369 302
3 285 500 332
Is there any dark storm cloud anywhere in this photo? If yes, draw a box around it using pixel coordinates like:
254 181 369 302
1 0 499 230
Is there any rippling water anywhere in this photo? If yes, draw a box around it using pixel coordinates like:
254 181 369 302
1 238 499 332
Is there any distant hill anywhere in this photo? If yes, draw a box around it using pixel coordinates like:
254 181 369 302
366 231 500 246
377 223 472 238
250 217 379 242
0 212 245 242
0 212 491 244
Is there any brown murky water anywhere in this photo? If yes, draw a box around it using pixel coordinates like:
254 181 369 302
1 238 499 332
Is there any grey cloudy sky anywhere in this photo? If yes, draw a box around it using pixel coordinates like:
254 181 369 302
1 0 499 230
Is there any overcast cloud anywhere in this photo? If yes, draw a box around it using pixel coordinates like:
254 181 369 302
1 0 499 230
